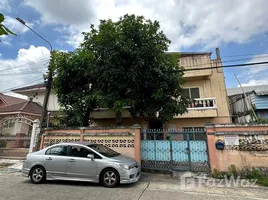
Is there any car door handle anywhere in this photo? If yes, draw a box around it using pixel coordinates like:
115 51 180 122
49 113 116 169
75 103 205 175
46 157 52 160
69 159 75 162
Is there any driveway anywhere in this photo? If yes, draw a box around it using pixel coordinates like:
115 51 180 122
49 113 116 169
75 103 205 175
1 173 268 200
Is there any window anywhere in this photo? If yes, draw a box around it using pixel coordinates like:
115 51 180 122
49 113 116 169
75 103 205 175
88 144 120 158
71 146 102 159
46 146 67 156
183 88 200 99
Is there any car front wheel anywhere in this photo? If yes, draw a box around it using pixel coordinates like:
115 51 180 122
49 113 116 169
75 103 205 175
30 166 46 184
101 169 119 188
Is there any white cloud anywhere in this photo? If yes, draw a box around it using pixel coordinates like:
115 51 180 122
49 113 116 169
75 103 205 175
246 54 268 75
24 0 96 27
237 54 268 87
0 45 50 92
241 79 268 87
0 35 12 46
25 0 268 51
0 0 11 12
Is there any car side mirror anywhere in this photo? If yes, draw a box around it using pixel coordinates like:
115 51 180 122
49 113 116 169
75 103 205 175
87 154 94 160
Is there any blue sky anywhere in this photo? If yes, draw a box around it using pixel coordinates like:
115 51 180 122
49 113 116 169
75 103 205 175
1 0 268 94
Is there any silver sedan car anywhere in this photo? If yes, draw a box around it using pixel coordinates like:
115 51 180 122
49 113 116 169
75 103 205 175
22 142 141 187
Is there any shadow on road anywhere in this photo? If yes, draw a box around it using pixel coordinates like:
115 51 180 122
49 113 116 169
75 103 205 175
22 179 139 189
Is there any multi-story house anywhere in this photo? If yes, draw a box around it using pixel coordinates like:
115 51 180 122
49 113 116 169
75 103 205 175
12 48 231 132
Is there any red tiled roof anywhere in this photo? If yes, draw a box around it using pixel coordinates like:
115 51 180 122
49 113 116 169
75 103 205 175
12 83 46 92
0 93 27 106
0 101 42 115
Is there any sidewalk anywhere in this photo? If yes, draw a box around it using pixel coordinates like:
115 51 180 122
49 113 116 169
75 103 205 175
0 159 24 174
140 172 268 199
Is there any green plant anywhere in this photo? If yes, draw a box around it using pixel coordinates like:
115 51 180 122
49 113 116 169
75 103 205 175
228 165 238 178
0 13 16 36
256 117 268 124
214 166 268 187
0 140 7 148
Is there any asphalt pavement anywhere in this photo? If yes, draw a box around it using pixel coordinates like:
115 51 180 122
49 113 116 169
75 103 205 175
1 173 268 200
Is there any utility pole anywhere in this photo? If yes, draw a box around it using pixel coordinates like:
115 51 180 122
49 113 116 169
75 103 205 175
234 73 258 121
16 17 53 149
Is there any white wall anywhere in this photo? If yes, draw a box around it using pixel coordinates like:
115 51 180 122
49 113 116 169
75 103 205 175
32 92 60 111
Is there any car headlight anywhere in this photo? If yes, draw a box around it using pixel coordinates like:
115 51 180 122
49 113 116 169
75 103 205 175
119 164 135 170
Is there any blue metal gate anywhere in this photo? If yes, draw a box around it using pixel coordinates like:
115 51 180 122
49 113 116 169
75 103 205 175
141 129 209 172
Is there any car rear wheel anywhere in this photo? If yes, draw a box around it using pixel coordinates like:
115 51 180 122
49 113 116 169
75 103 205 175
30 166 46 184
101 169 119 188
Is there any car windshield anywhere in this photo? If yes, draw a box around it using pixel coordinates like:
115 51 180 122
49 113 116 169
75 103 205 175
88 144 121 157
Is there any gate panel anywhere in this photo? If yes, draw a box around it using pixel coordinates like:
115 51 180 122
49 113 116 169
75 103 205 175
155 141 170 161
172 141 188 162
141 140 155 160
189 140 209 171
141 140 171 170
172 141 191 171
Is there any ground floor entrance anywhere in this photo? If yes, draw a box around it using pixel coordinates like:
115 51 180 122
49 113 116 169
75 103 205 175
141 129 209 172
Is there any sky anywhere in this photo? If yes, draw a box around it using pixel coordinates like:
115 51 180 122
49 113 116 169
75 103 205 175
1 0 268 96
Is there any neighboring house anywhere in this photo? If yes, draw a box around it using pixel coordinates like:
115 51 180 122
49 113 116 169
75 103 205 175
12 48 231 132
227 85 268 123
0 93 26 108
0 101 42 136
12 83 60 114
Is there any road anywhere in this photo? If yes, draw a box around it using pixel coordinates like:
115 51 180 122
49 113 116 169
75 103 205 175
0 173 268 200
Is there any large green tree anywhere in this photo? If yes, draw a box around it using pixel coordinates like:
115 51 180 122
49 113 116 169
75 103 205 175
52 14 190 126
81 14 189 124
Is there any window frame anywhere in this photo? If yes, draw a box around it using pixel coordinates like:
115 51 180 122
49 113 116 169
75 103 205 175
182 87 200 99
69 145 102 159
45 145 68 156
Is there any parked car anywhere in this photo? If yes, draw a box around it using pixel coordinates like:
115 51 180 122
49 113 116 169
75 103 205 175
22 142 141 187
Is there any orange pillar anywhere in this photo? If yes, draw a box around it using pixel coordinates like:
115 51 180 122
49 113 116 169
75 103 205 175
207 131 219 172
40 134 45 150
80 128 84 142
134 128 141 165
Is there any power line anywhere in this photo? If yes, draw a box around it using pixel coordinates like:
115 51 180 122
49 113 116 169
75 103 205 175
178 55 268 69
0 58 50 73
221 55 268 63
0 72 44 76
221 52 268 58
167 61 268 72
0 78 44 93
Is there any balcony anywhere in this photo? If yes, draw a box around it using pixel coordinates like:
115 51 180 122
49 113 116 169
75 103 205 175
91 98 217 119
175 97 217 118
183 67 212 80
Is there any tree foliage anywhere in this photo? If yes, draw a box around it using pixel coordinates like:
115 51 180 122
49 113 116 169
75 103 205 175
51 50 96 126
52 14 190 126
0 13 16 36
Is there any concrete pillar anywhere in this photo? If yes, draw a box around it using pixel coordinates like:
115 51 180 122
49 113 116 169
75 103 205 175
29 119 40 153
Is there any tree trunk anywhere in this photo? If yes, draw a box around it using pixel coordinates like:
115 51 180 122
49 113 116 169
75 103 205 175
116 111 122 126
83 108 91 126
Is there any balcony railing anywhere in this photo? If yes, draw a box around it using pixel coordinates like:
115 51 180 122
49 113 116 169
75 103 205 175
187 97 216 110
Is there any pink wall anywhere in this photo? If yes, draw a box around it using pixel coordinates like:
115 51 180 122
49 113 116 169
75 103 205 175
207 124 268 172
42 127 141 164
